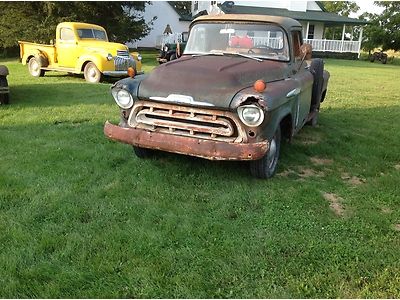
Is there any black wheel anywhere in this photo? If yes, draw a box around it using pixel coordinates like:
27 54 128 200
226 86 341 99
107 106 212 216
382 55 387 64
165 51 176 62
250 126 281 179
170 53 177 61
84 62 102 83
133 146 154 158
28 57 45 77
0 76 9 105
310 58 324 112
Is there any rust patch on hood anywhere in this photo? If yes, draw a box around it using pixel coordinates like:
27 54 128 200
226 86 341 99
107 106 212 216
138 55 289 108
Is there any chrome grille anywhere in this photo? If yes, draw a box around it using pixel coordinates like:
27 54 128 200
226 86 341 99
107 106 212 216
128 101 247 143
114 56 135 71
116 49 130 58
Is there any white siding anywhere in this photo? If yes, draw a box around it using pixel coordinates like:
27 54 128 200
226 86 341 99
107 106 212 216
288 1 307 12
300 21 324 40
192 1 223 16
306 1 323 11
233 0 290 9
127 1 190 48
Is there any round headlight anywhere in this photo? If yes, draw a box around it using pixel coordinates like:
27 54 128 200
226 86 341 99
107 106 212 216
113 89 133 109
137 54 142 61
238 105 264 127
106 53 113 61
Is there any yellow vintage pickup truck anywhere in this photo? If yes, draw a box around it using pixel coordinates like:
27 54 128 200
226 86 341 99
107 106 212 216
19 22 142 83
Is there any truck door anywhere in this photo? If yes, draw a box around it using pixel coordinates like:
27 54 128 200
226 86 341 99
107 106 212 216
56 27 77 68
290 30 313 130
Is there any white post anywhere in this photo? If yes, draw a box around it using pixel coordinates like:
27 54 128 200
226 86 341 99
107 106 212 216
341 24 346 53
357 26 363 58
305 22 310 40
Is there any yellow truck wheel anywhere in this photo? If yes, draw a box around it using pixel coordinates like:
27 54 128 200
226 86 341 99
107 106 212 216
84 62 102 83
28 57 45 77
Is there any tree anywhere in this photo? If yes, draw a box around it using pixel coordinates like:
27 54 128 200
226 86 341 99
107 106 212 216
321 1 360 40
372 1 400 51
322 1 360 17
0 2 152 49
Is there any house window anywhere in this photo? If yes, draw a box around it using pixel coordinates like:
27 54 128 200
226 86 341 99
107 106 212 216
307 24 315 39
211 1 217 5
194 1 198 11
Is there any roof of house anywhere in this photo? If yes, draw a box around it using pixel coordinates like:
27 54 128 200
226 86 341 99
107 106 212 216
193 14 302 31
167 1 192 21
219 3 368 25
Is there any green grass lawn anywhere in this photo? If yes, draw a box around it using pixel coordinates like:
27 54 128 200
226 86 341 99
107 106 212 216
1 54 400 298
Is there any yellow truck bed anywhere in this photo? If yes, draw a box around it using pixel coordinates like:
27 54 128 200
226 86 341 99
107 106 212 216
19 41 57 66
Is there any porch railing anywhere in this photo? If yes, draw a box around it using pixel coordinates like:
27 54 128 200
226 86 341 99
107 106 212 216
304 39 361 53
156 34 361 54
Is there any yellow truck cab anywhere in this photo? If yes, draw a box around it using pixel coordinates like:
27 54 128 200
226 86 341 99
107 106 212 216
19 22 142 83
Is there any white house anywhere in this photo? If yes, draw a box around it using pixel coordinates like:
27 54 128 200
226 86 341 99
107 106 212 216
127 1 191 48
132 1 367 56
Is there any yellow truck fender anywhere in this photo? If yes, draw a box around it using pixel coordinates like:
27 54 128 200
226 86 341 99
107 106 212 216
75 53 108 73
19 42 50 67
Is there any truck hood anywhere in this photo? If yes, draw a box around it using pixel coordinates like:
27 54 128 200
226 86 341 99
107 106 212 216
138 55 289 108
78 40 127 55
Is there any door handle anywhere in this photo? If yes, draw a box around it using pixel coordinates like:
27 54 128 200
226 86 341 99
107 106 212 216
286 88 301 98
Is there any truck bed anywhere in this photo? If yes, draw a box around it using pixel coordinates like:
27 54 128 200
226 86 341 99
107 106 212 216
18 41 56 66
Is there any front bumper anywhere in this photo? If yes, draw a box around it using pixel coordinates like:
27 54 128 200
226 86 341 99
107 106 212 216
103 71 144 77
104 121 269 161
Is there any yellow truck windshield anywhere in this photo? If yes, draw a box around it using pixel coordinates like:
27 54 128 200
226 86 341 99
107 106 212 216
77 28 107 41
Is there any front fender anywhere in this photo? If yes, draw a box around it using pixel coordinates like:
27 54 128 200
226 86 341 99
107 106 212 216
76 53 112 73
230 79 300 139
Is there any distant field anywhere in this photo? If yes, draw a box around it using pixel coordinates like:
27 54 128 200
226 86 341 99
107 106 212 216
0 55 400 298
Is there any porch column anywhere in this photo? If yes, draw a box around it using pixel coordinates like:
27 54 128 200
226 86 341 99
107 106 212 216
305 22 310 41
341 24 346 52
357 26 363 58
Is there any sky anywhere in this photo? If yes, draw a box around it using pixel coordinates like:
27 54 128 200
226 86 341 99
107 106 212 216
351 0 385 17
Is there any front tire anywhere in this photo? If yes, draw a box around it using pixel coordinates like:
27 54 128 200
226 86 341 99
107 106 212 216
28 57 45 77
84 62 102 83
0 76 9 105
250 126 281 179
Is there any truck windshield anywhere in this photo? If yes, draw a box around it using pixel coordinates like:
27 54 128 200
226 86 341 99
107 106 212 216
77 29 107 41
184 22 289 61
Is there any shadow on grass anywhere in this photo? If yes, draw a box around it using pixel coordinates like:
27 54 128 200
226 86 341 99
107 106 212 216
2 103 399 181
5 81 113 107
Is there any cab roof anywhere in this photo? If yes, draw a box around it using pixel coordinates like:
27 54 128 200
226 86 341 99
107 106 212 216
192 14 302 32
57 22 106 31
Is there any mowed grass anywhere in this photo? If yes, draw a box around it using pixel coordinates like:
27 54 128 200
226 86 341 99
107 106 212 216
1 54 400 298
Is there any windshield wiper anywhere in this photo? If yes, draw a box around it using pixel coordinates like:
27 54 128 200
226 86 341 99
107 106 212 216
192 51 262 62
223 52 263 62
191 52 224 57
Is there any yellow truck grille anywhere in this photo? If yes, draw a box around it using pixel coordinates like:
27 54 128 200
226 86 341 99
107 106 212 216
128 101 247 143
114 56 135 71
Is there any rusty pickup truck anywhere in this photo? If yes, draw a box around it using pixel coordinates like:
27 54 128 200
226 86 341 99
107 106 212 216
104 14 330 179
